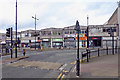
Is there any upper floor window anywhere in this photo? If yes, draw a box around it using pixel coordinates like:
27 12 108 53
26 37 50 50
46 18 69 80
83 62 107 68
103 27 116 32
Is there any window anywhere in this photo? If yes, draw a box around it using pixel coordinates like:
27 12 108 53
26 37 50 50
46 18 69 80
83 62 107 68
82 30 84 34
29 34 31 37
21 34 25 37
65 31 69 34
113 28 116 32
58 33 61 35
70 31 72 34
103 29 106 32
73 31 75 34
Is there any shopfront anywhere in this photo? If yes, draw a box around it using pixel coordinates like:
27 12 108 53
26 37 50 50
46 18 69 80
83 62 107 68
21 40 29 47
75 34 87 48
30 40 42 48
89 36 102 47
42 39 50 48
64 34 75 48
64 37 75 48
52 38 63 48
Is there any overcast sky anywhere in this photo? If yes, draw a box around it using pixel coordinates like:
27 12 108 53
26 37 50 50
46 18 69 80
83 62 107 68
0 0 118 33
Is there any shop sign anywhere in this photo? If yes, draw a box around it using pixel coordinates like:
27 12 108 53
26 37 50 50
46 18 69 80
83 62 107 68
102 37 116 40
21 40 29 43
64 34 75 37
52 39 63 41
75 37 87 40
42 39 49 41
75 34 85 37
38 40 42 42
31 40 38 42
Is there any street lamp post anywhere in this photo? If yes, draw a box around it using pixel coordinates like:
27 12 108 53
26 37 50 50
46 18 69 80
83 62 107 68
32 14 39 50
15 0 17 58
74 20 80 77
87 16 89 48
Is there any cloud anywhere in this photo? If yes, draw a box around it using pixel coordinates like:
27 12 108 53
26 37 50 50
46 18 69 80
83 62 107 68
0 0 118 33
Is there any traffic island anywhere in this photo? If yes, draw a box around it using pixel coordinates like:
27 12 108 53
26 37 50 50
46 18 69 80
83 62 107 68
6 61 64 70
2 56 29 64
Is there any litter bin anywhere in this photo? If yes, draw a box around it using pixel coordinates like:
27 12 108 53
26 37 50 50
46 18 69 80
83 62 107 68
23 49 26 56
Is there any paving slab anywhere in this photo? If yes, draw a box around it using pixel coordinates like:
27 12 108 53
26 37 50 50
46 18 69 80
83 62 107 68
67 54 118 78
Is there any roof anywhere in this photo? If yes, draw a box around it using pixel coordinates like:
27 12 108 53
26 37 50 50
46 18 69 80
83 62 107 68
107 8 118 24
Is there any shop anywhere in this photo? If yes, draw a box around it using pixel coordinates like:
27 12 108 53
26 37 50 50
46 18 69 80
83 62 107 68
64 34 75 48
89 36 102 47
52 38 63 48
21 40 29 47
64 37 75 48
75 34 87 48
30 40 42 48
42 39 50 48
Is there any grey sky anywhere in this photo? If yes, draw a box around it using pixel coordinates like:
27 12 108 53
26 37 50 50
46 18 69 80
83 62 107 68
0 0 118 33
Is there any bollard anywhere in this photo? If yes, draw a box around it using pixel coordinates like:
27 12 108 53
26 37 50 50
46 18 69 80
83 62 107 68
81 52 83 62
115 46 117 54
6 48 7 54
107 47 108 55
98 48 99 57
2 46 3 53
88 50 90 59
23 49 26 56
86 49 89 62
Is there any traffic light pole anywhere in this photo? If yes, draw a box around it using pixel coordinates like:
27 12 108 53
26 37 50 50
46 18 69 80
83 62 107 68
11 27 13 58
15 0 17 58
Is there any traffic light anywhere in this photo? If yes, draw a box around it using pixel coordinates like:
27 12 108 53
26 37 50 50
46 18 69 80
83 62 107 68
38 37 40 40
29 40 31 43
108 28 113 37
74 20 80 34
17 37 21 44
6 28 11 37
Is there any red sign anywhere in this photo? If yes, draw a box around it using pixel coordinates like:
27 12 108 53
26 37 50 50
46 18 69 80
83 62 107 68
92 37 98 39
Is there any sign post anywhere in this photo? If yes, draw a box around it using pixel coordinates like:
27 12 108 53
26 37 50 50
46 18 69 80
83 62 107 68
74 20 80 77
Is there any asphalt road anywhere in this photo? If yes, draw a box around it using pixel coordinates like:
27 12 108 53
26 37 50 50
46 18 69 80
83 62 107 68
2 48 116 78
2 49 85 78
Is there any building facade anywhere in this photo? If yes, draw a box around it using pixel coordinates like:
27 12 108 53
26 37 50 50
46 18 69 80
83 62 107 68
40 28 63 48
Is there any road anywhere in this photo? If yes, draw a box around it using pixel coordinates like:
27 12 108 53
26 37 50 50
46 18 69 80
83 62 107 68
2 49 85 78
2 48 116 79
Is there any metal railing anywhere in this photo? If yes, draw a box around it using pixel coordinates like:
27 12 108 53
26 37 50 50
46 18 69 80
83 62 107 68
81 47 118 62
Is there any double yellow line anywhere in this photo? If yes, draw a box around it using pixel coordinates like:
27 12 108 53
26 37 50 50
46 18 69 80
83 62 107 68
57 54 107 80
56 70 68 80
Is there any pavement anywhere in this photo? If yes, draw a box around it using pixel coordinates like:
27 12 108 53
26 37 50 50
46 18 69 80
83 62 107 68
66 53 118 78
2 56 29 64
